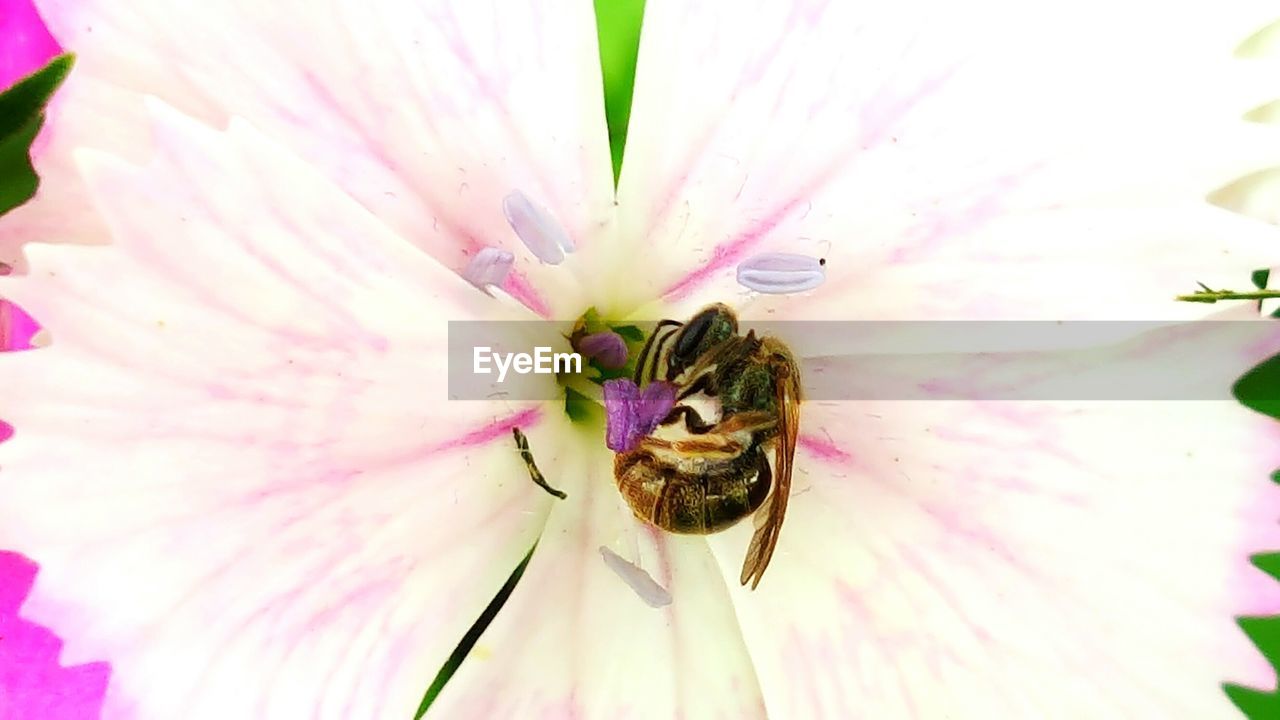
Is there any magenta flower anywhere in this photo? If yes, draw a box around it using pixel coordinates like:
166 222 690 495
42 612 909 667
1 1 1279 718
0 0 58 88
0 552 109 719
0 296 39 351
0 0 59 354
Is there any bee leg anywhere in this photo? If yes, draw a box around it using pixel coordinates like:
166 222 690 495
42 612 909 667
512 427 567 499
659 406 716 434
634 319 683 384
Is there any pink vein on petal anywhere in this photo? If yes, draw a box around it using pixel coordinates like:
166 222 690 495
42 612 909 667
501 270 552 318
634 3 807 243
297 71 560 320
661 209 795 300
798 432 854 464
660 70 953 301
426 406 543 454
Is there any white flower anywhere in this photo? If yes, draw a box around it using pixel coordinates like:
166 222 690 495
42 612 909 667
1 1 1279 718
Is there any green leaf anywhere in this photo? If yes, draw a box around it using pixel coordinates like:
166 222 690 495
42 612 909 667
611 324 645 343
588 357 632 382
1239 612 1280 677
1225 605 1280 719
593 0 646 186
1230 330 1280 717
0 114 43 215
414 544 537 718
564 386 598 424
0 54 73 139
1252 269 1271 290
578 306 605 334
0 53 75 217
1226 683 1280 719
1233 354 1280 420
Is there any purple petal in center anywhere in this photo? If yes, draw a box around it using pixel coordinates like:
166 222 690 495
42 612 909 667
603 378 676 452
576 331 628 369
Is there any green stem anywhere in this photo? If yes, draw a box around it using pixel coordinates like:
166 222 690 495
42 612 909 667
1175 288 1280 304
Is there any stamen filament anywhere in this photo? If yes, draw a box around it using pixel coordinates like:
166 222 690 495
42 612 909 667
512 428 567 499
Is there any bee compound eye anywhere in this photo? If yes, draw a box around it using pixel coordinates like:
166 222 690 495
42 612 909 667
674 313 714 359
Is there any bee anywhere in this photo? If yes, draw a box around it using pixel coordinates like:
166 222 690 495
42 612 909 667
614 304 802 589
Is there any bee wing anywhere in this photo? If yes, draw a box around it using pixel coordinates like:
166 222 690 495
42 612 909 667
739 347 801 589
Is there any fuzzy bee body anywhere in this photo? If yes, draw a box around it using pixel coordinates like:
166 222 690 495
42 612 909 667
614 412 773 534
614 304 802 588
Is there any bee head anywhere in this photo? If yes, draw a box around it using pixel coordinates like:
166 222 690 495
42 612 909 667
666 303 739 378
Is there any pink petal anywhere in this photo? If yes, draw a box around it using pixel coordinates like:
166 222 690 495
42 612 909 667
0 0 60 89
0 103 564 717
0 298 39 350
615 0 1280 323
0 551 109 720
426 441 770 718
703 316 1280 716
32 0 615 316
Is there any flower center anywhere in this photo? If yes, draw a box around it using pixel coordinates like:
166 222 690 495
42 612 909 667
479 193 827 430
555 307 651 423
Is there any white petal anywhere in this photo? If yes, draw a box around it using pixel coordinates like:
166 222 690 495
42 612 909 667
615 0 1280 324
0 101 563 719
0 74 153 268
706 319 1280 718
34 0 616 315
427 440 769 718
